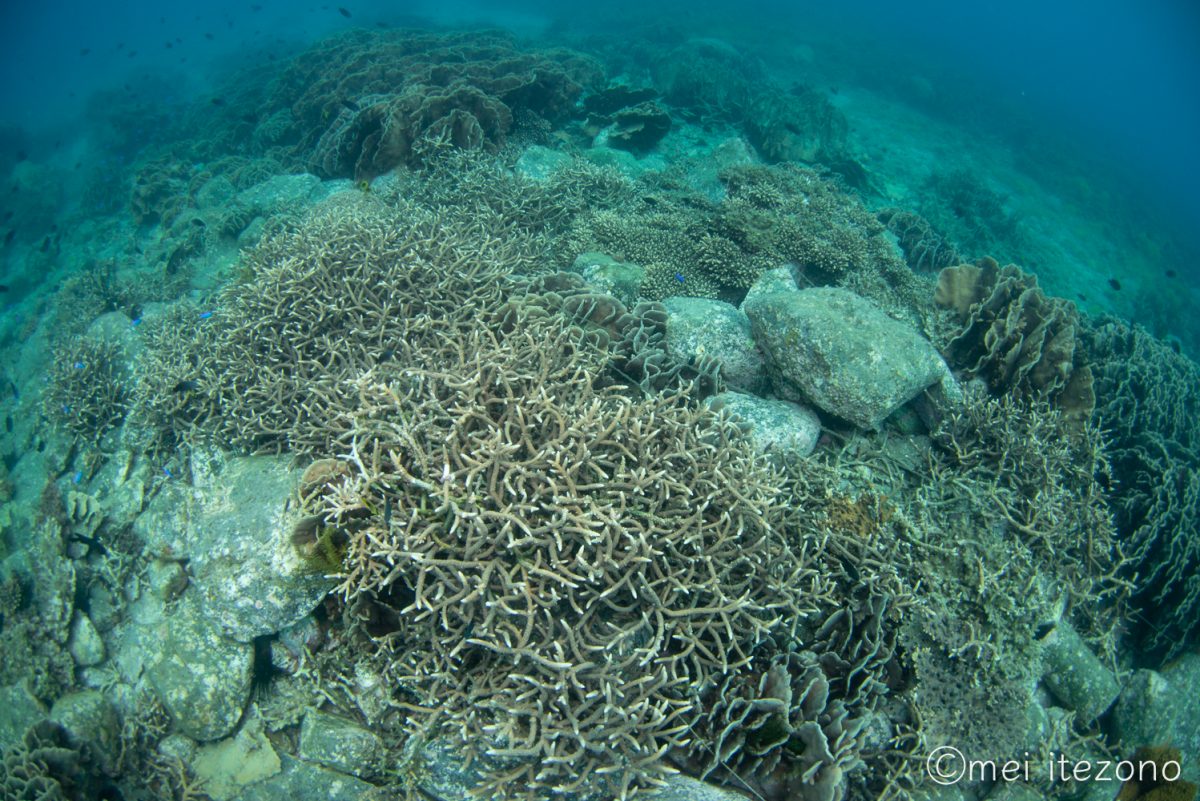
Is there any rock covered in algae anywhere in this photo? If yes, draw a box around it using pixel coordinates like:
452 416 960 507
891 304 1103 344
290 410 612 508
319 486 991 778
745 286 948 429
708 390 821 458
664 296 766 394
1113 652 1200 783
143 594 253 742
136 452 336 643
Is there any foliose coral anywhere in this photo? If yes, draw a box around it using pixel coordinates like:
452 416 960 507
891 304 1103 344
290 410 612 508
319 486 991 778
273 29 602 178
1084 317 1200 662
935 257 1095 423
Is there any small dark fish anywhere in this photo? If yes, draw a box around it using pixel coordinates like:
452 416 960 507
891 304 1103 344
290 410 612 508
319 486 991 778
267 52 276 60
165 41 173 49
338 7 351 17
172 379 199 393
211 97 226 106
159 15 165 23
1077 293 1087 301
205 32 214 39
4 415 11 432
192 218 207 226
1107 278 1122 291
252 4 263 10
1166 269 1177 278
80 48 91 56
175 36 182 43
383 496 392 528
16 150 27 161
69 532 108 555
0 284 8 293
379 347 396 361
128 50 137 57
340 99 359 113
3 230 13 247
117 42 125 49
40 236 50 253
2 210 12 221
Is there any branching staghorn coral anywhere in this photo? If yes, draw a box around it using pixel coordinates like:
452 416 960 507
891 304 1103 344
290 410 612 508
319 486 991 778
133 192 536 458
43 337 130 440
304 317 843 799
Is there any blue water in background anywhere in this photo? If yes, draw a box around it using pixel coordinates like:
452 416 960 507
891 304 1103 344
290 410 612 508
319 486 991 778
1 0 1197 274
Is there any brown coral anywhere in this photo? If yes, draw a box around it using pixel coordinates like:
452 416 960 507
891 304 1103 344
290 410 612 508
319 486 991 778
935 257 1095 422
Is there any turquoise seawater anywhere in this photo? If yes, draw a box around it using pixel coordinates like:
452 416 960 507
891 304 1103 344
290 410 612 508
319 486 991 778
0 2 1197 800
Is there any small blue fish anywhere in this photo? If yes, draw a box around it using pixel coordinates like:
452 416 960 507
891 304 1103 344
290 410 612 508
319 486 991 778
163 466 174 479
62 404 71 414
74 361 85 369
674 272 685 283
130 317 142 328
199 310 214 319
72 471 83 484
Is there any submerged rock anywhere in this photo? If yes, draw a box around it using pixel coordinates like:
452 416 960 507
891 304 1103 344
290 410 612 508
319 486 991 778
144 594 253 742
1038 620 1120 724
664 297 766 394
709 391 821 458
298 710 385 780
136 452 336 643
236 754 376 801
572 252 644 307
191 715 281 800
1112 652 1200 782
745 286 948 429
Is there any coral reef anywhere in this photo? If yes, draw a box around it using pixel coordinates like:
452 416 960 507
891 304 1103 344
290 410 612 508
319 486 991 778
306 316 831 798
920 169 1023 261
1084 317 1200 661
0 720 103 801
560 162 924 315
133 192 528 458
272 29 602 178
495 271 721 395
42 337 130 440
876 207 962 273
935 257 1095 423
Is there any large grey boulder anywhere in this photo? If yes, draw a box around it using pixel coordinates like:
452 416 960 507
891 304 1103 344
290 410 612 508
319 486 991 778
144 594 253 742
664 297 767 394
1112 652 1200 782
745 287 948 429
135 452 336 643
573 252 644 307
709 391 821 458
